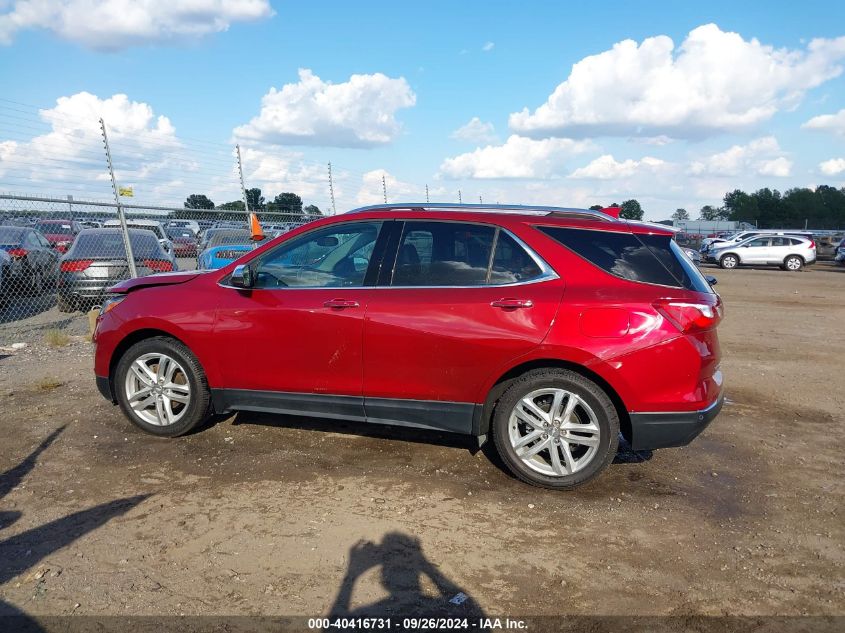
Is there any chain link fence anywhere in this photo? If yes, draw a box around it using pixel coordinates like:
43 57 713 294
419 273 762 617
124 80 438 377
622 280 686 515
0 193 320 344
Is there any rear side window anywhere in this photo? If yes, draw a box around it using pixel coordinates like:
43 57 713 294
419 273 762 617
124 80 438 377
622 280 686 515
537 226 712 292
393 221 495 286
489 232 542 284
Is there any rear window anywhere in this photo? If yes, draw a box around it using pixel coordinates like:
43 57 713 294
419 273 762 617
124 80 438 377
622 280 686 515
208 231 259 247
37 222 73 234
70 230 164 259
0 227 24 243
538 226 712 292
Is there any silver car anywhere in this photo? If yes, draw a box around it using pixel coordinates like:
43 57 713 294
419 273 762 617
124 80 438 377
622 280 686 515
706 235 816 271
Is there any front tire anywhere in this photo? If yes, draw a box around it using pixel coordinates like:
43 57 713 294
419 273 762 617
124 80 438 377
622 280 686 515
114 336 212 437
492 369 619 490
719 254 739 269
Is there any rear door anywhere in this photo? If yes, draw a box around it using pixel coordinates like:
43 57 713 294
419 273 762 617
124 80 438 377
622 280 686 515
766 236 792 264
361 220 564 433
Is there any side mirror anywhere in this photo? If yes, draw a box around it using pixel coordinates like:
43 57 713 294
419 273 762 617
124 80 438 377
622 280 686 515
705 275 718 286
230 264 254 288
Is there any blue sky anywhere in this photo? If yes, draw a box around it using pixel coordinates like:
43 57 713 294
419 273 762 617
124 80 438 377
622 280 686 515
1 0 844 218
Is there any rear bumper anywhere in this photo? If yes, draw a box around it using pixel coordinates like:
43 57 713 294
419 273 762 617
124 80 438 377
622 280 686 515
629 395 723 450
95 375 114 403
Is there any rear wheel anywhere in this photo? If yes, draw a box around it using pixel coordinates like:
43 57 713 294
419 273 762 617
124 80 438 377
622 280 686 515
719 254 739 269
492 369 619 490
784 255 803 271
114 336 211 437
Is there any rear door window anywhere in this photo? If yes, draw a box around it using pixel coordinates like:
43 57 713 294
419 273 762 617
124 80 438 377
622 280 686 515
392 221 495 287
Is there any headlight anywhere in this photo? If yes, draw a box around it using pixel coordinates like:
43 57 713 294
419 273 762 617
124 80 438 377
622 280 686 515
99 295 126 316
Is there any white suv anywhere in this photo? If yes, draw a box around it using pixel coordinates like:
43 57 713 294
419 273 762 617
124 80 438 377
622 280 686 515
707 235 816 271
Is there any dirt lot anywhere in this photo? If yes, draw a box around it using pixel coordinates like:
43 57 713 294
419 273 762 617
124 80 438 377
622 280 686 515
0 264 843 626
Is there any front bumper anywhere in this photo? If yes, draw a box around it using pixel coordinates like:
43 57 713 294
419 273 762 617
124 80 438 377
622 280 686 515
628 395 723 450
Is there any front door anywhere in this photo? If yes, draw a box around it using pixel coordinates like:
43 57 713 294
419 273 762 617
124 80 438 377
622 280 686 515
213 220 386 410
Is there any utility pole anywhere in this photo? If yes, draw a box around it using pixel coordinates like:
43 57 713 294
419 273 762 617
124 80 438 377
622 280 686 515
382 173 387 203
236 144 250 220
479 195 483 204
100 118 137 278
425 184 430 203
67 195 74 223
328 162 337 215
458 190 462 204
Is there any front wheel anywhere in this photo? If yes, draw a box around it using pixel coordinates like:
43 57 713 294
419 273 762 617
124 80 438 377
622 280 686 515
114 336 212 437
719 254 739 269
784 255 803 271
492 369 619 490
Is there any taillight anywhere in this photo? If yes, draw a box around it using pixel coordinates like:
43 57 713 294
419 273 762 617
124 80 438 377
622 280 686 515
654 298 723 333
7 248 27 259
143 259 173 272
808 240 815 249
60 259 93 272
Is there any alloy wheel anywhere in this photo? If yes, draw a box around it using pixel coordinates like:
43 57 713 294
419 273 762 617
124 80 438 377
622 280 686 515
508 388 601 477
124 353 191 426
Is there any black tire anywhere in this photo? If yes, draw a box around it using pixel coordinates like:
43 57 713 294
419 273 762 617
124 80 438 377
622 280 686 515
114 336 212 437
719 254 739 269
491 369 619 490
56 294 75 313
783 255 803 272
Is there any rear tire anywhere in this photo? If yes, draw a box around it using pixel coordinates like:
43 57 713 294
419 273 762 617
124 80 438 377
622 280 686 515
114 336 212 437
784 255 803 271
492 369 619 490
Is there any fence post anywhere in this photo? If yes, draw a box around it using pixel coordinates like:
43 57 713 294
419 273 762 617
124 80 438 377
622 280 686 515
382 173 387 204
328 162 337 215
235 144 250 220
99 118 137 278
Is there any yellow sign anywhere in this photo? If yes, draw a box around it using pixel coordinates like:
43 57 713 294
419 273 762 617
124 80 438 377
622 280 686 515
118 186 134 197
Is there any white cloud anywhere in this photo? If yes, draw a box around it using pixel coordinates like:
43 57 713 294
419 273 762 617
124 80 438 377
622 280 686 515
482 41 494 52
689 137 792 177
0 0 273 50
819 158 845 176
569 155 666 180
439 135 594 179
450 117 498 144
509 24 845 139
802 109 845 138
238 146 329 202
233 69 416 148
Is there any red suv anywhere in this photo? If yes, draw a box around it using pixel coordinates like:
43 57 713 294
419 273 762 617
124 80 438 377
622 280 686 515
93 205 723 489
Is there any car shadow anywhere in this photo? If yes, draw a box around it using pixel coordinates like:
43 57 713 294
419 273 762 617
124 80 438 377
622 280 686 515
0 293 57 325
0 426 151 627
326 531 486 622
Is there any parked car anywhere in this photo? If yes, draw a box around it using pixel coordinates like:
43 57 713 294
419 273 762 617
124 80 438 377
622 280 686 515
34 219 83 254
166 227 199 258
834 238 845 265
196 227 245 256
92 204 723 490
700 230 814 255
0 248 11 307
57 228 178 312
103 219 174 257
197 229 263 270
706 235 816 271
167 219 200 235
0 225 59 293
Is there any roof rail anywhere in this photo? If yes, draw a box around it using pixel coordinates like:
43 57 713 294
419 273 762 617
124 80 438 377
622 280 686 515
344 202 617 222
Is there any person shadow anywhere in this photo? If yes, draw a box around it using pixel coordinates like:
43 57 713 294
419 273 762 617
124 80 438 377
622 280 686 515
0 426 150 630
328 532 486 624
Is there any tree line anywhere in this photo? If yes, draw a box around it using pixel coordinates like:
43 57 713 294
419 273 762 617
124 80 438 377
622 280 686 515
183 189 322 216
590 185 845 229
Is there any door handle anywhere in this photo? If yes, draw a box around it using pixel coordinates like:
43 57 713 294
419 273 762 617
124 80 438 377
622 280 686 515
324 299 359 309
491 298 533 309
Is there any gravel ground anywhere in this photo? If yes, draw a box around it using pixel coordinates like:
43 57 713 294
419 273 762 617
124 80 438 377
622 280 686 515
0 263 843 627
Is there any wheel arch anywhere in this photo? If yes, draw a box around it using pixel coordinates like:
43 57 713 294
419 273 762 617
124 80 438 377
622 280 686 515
476 358 632 443
784 253 804 264
107 328 193 399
